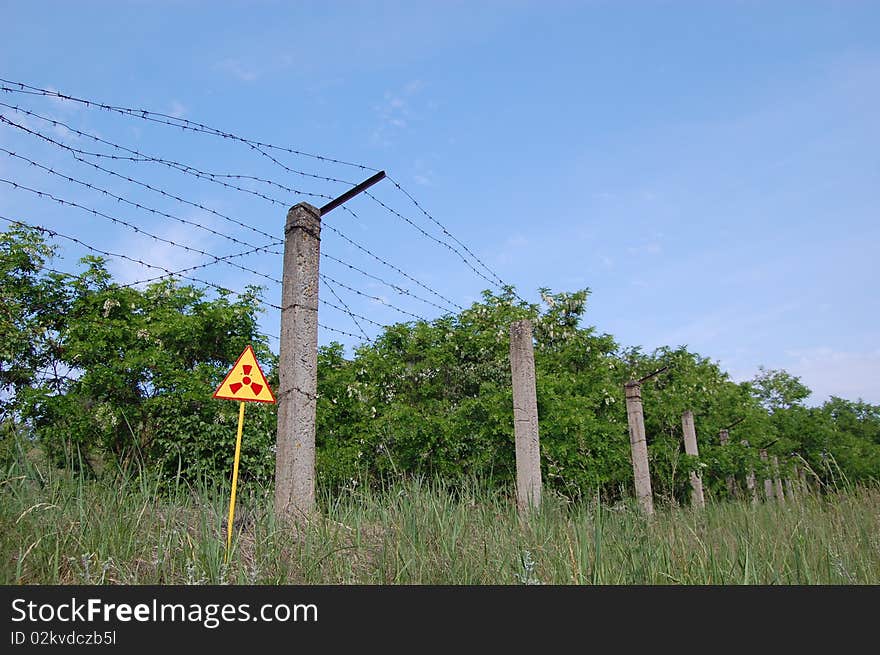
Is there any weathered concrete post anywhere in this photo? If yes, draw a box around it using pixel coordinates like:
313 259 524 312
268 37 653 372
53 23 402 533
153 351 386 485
624 381 654 516
773 455 785 504
718 429 738 498
509 319 542 515
742 439 758 503
275 202 321 524
798 466 809 494
760 449 774 501
681 410 705 509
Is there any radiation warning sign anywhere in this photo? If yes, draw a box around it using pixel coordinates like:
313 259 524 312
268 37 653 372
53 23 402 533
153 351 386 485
213 345 276 403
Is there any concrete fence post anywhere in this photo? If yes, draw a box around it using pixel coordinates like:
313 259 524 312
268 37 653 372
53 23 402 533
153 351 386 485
760 449 774 501
718 428 738 498
275 202 321 524
742 440 758 503
681 410 705 509
509 319 542 515
773 455 785 504
798 466 809 494
624 381 654 516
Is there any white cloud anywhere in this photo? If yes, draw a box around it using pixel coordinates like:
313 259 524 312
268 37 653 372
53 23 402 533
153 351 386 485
108 214 223 286
626 242 662 255
371 80 425 146
489 233 529 267
659 301 801 349
44 86 83 113
785 347 880 405
411 157 435 186
722 347 880 406
216 59 259 82
110 240 203 286
168 101 187 119
0 113 35 148
49 120 81 141
0 107 84 145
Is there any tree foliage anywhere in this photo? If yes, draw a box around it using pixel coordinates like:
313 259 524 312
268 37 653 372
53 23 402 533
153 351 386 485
2 225 277 484
2 225 879 502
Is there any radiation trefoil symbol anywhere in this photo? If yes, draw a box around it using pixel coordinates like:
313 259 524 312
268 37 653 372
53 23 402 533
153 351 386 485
229 363 263 397
213 345 276 404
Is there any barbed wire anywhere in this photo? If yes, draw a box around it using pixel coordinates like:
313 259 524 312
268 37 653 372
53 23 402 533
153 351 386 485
1 109 467 319
32 366 80 387
0 79 375 178
2 203 445 348
363 189 500 291
0 111 284 242
3 219 371 350
386 174 512 292
1 94 513 302
316 322 365 341
0 79 533 346
1 106 488 314
321 277 369 340
118 245 281 289
0 214 273 306
0 109 332 211
335 205 464 311
2 227 285 350
319 297 386 330
0 178 284 286
319 272 429 323
320 251 454 315
0 147 285 255
189 170 332 202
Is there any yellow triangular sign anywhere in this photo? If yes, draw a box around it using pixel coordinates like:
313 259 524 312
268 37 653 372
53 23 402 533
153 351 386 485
213 345 276 404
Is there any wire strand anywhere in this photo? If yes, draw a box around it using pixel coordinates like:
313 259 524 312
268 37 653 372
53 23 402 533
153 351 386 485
321 277 370 340
0 214 274 306
364 188 500 290
336 205 464 310
0 179 283 285
0 79 377 173
0 147 284 255
319 272 429 323
387 173 513 292
0 108 332 212
320 251 454 315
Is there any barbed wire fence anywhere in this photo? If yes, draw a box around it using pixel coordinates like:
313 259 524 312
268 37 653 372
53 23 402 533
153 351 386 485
0 78 737 519
0 78 533 402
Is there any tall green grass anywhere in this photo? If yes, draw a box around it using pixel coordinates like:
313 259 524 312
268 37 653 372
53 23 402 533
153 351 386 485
2 453 878 584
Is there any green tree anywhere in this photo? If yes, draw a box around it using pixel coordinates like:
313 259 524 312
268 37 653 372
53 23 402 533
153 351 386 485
751 367 811 412
5 223 878 504
617 346 769 505
0 225 70 419
313 287 632 500
815 397 880 485
2 225 277 483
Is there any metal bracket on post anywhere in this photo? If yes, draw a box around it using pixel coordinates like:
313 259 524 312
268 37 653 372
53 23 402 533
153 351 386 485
723 417 745 431
636 365 669 385
319 171 385 216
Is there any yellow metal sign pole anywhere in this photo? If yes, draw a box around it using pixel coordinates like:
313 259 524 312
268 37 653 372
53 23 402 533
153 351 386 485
225 401 246 563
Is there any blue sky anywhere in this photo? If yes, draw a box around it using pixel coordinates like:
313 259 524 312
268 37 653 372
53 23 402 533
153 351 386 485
1 1 878 404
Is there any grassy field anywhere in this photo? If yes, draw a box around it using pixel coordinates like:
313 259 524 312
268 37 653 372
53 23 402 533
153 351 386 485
2 456 878 584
